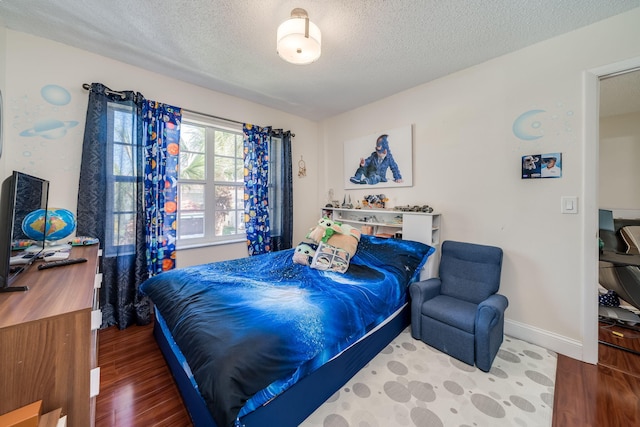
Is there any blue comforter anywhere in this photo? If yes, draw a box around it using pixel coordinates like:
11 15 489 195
140 235 433 427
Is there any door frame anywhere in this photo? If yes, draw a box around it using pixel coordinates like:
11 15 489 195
583 56 640 364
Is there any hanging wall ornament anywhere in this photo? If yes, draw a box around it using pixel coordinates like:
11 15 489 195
298 156 307 177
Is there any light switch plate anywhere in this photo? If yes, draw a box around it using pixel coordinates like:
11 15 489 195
561 196 578 214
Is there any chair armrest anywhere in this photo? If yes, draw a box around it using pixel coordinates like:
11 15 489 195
409 278 441 304
409 278 441 339
476 294 509 329
475 294 509 372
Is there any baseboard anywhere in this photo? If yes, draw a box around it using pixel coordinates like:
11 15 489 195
504 318 586 362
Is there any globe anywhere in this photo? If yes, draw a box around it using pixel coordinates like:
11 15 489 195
22 208 77 242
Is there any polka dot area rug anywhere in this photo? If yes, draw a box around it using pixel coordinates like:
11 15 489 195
301 328 556 427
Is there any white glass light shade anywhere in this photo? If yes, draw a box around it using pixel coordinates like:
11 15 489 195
277 16 321 65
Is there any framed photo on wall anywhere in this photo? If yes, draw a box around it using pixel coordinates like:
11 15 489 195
344 124 413 189
522 152 562 179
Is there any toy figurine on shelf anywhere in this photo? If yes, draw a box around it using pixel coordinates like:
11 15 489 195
393 204 434 213
341 195 353 209
325 189 334 208
362 194 388 209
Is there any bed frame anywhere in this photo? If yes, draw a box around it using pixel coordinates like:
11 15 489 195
153 304 411 427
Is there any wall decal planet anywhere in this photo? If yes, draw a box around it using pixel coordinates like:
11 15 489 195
19 118 78 139
512 109 546 141
18 84 77 141
40 84 71 106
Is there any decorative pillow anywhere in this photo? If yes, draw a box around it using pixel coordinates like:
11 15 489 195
292 242 318 266
325 233 359 258
310 241 351 273
620 226 640 254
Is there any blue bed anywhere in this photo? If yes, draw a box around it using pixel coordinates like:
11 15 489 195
140 235 434 427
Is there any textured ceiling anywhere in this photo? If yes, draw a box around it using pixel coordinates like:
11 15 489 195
0 0 638 120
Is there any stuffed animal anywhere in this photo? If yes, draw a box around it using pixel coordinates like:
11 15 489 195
306 218 361 258
306 217 342 243
335 223 361 241
296 217 363 272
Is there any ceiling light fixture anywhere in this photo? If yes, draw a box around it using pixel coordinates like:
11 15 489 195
276 8 321 65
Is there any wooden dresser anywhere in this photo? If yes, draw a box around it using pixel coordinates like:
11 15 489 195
0 245 101 427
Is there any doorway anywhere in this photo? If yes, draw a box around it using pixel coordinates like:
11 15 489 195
597 69 640 356
583 57 640 365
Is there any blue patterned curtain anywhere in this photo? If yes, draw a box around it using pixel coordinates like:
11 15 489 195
77 83 181 329
143 101 181 275
77 83 150 329
243 124 272 255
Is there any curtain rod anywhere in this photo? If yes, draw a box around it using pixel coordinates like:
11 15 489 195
182 108 244 126
82 83 295 137
82 83 127 98
182 108 295 138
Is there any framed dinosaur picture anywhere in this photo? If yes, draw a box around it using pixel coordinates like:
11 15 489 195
343 124 413 190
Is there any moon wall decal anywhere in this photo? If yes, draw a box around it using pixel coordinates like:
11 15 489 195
513 109 546 141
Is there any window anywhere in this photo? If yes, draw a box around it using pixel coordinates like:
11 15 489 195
269 135 283 240
177 113 245 247
105 102 138 255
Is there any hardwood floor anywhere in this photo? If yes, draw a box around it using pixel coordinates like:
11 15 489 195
96 323 190 427
96 322 640 427
552 321 640 427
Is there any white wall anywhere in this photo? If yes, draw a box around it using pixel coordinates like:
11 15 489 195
319 9 640 359
599 111 640 210
0 27 7 184
2 30 320 267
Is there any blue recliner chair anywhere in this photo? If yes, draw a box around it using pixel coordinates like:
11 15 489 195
410 240 508 372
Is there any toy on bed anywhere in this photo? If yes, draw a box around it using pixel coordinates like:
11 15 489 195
294 217 362 272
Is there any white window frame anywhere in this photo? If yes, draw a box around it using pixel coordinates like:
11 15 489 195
177 112 246 248
105 102 137 257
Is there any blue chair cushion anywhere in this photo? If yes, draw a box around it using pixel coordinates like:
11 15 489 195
421 295 478 334
439 241 503 304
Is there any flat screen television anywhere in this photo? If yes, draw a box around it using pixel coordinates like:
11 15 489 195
0 171 49 292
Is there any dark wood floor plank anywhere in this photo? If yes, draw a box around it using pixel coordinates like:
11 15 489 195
594 364 640 426
552 353 597 427
96 323 190 427
97 322 640 427
552 322 640 427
